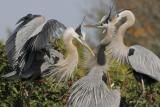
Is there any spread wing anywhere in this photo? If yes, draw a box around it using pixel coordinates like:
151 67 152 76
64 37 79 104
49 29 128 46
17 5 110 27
3 19 66 80
22 19 66 51
17 19 66 78
128 45 160 81
68 66 121 107
5 16 45 64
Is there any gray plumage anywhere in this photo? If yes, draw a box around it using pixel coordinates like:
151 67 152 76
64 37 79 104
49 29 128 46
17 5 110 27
103 10 160 84
3 14 66 80
23 19 66 51
5 14 41 64
86 10 160 92
68 66 120 107
68 40 120 107
128 45 160 81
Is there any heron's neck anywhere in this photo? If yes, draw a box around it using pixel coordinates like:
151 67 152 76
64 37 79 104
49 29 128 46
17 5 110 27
58 37 78 77
65 39 78 60
108 15 135 64
108 34 129 64
118 15 135 37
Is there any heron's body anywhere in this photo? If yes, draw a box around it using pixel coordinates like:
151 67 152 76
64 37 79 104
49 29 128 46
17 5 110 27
105 10 160 84
68 44 121 107
4 14 51 80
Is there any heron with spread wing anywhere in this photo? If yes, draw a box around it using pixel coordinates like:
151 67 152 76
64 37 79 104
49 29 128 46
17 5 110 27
3 14 94 82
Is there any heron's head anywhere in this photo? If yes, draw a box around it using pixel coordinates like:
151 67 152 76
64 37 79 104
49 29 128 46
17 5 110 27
63 25 95 56
101 10 135 39
84 10 135 43
83 3 115 34
16 13 44 26
75 22 95 56
113 10 135 28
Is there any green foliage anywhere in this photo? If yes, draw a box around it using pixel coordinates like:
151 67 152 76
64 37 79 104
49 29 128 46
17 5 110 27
0 41 69 107
0 40 86 107
1 39 160 107
108 62 160 107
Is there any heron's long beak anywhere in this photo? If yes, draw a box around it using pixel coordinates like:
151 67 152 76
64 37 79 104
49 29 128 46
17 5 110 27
81 40 95 56
74 36 95 56
83 24 100 28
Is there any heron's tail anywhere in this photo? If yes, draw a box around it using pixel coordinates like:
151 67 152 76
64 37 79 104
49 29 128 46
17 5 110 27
67 70 121 107
1 71 19 80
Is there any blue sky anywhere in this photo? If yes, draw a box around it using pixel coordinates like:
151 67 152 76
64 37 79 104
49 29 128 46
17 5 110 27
0 0 94 41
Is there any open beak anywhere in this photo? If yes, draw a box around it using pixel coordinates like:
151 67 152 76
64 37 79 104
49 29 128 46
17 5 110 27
83 23 106 29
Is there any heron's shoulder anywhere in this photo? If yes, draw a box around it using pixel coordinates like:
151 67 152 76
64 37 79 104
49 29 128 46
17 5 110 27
129 45 157 56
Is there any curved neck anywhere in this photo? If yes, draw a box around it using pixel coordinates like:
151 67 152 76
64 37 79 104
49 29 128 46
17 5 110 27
108 13 135 64
59 36 78 75
63 36 78 61
66 39 78 56
118 15 135 37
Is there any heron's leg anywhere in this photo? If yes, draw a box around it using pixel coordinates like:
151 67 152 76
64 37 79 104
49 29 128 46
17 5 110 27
140 77 146 94
134 76 146 106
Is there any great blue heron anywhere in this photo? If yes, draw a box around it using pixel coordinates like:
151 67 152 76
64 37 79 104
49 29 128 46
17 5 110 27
2 14 94 82
68 41 121 107
84 10 160 93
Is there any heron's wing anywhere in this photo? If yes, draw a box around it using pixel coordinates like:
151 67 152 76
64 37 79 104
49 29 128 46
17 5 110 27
5 17 45 65
5 21 28 64
68 66 121 107
23 19 67 51
128 45 160 81
5 32 17 64
14 20 66 79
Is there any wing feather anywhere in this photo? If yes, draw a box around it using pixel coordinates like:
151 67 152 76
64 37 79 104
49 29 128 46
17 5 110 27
5 19 30 64
68 66 121 107
16 19 66 79
24 19 66 51
128 45 160 81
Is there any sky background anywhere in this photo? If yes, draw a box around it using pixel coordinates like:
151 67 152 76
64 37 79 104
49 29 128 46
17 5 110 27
0 0 94 41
